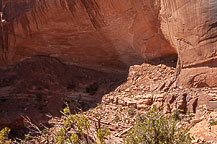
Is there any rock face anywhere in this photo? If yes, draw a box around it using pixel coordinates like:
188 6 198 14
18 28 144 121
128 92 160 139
0 0 176 70
1 0 217 69
160 0 217 67
160 0 217 87
1 0 217 86
100 62 217 143
178 66 217 88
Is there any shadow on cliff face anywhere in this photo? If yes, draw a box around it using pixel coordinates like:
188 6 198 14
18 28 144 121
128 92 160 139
146 54 178 68
0 55 128 137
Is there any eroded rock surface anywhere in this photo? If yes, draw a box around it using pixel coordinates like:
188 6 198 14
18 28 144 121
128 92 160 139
1 0 217 68
99 61 217 143
1 0 217 87
160 0 217 67
1 0 176 69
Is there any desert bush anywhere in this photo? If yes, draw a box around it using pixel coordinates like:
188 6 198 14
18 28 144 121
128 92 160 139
0 127 11 144
124 106 192 144
128 107 136 117
55 106 92 144
114 116 120 123
210 121 217 126
54 105 110 144
10 105 110 144
96 128 110 144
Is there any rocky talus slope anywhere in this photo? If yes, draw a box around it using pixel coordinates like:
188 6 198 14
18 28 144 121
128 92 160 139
0 56 216 143
84 62 217 143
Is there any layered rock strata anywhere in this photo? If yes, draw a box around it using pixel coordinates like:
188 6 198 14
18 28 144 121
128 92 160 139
1 0 217 86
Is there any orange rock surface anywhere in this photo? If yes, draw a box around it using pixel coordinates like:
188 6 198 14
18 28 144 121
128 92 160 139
1 0 217 87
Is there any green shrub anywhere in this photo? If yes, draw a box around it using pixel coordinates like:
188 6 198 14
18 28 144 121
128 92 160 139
54 106 110 144
128 107 136 117
96 128 110 144
124 106 192 144
55 106 91 144
210 121 217 126
18 105 110 144
0 127 11 144
114 116 120 122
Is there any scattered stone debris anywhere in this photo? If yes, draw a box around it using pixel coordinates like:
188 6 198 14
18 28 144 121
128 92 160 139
85 63 217 143
1 58 217 143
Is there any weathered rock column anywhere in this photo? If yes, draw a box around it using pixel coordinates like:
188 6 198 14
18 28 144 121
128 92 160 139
160 0 217 87
160 0 217 67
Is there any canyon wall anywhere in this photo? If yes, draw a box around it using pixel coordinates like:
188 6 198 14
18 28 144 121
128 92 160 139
0 0 176 70
161 0 217 67
0 0 217 86
160 0 217 87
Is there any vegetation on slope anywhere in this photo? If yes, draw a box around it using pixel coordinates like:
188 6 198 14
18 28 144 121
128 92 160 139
0 105 192 144
124 106 192 144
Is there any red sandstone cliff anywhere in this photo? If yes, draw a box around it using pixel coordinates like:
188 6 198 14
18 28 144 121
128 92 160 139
0 0 175 69
0 0 217 87
0 1 217 141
